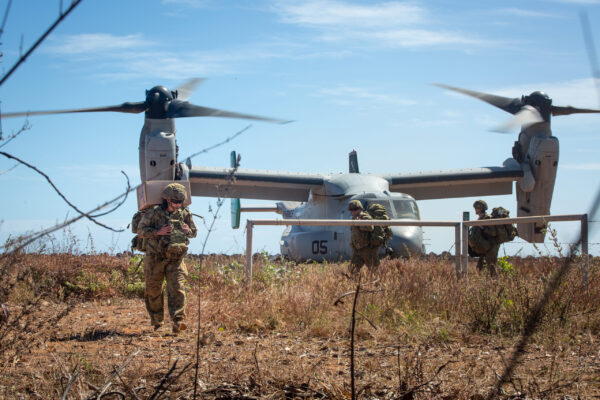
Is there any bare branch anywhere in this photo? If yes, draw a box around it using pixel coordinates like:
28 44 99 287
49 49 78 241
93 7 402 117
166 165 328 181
88 170 130 218
0 151 125 232
1 124 252 255
0 119 31 149
200 147 241 254
487 185 600 399
0 0 12 42
91 349 140 400
0 0 84 86
350 278 361 400
0 163 17 175
184 124 251 163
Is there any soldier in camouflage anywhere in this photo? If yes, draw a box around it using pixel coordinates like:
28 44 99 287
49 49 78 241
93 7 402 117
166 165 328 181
472 199 499 275
137 183 197 333
348 200 378 274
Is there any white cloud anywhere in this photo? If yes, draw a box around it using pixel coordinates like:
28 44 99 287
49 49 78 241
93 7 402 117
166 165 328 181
44 33 315 80
493 8 558 18
364 28 484 47
47 33 155 55
315 85 416 107
275 0 426 27
273 0 489 48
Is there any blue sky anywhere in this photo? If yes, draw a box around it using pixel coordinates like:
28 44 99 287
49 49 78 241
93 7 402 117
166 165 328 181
0 0 599 256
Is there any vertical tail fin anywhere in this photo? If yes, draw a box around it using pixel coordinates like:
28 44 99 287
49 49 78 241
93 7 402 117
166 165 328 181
349 150 359 173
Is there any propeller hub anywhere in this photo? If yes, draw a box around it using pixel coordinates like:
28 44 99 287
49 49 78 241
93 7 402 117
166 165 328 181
145 86 177 118
523 91 552 121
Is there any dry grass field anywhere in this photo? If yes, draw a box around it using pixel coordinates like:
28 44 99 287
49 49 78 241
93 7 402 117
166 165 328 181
0 251 599 399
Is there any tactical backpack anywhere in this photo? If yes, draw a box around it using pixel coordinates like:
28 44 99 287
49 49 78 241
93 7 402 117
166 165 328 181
130 210 147 252
366 203 392 247
468 224 491 256
490 207 518 244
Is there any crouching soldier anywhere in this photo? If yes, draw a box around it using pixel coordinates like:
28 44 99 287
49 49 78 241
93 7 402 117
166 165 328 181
137 183 197 333
348 200 377 274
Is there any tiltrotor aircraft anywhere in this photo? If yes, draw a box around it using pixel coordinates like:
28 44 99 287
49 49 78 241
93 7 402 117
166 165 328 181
3 81 599 261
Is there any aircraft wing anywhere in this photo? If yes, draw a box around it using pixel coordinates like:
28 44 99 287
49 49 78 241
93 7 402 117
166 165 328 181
189 166 325 201
383 159 524 200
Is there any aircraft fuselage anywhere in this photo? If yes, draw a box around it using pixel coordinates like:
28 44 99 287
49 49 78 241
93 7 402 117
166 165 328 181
278 174 424 261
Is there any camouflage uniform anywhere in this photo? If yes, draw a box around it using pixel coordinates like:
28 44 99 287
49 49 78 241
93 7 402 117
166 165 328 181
348 200 378 273
137 192 197 330
472 200 499 276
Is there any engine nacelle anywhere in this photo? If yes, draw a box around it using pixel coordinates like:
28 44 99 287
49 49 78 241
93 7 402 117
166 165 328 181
139 119 178 182
516 134 559 242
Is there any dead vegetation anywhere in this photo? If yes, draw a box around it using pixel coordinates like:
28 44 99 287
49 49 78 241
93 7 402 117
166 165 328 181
0 251 599 399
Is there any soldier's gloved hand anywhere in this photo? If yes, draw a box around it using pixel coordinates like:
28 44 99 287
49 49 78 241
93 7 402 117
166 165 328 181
181 223 191 235
157 224 173 236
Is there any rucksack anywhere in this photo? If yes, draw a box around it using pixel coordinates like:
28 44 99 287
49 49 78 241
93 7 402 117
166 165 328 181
468 223 492 255
490 207 518 244
366 203 392 247
130 210 147 252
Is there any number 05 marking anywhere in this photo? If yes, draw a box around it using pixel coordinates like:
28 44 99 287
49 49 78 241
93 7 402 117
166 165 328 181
311 240 328 254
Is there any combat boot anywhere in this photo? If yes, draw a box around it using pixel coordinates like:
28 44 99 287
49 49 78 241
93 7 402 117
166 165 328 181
173 321 187 334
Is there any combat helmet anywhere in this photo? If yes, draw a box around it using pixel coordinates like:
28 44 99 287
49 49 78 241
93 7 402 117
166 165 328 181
348 200 363 211
162 183 187 202
473 199 488 211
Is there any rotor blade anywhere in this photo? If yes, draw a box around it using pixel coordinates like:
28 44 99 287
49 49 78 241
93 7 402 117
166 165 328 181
175 77 205 101
492 105 544 133
166 100 292 124
433 83 523 115
1 101 147 118
551 105 600 116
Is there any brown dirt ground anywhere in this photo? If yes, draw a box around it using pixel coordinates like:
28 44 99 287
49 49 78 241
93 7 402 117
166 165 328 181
3 293 599 399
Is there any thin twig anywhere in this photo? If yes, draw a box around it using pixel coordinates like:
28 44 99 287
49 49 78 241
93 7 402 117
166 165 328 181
399 361 452 398
0 119 30 149
0 163 17 175
93 349 140 400
114 368 141 400
0 0 84 86
88 171 130 218
0 151 127 232
150 360 193 400
200 155 240 254
60 370 80 400
350 277 361 400
488 186 600 399
148 359 178 400
0 125 252 255
193 262 202 400
356 310 378 330
333 288 384 306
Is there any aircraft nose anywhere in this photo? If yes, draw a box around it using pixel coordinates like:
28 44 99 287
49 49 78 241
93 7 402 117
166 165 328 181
386 226 424 257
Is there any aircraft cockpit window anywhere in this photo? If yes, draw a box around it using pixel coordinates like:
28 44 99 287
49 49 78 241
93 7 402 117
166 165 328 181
393 200 419 219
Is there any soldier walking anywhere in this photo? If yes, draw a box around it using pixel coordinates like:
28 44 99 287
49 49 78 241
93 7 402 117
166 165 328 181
137 183 197 333
348 200 379 274
470 199 499 275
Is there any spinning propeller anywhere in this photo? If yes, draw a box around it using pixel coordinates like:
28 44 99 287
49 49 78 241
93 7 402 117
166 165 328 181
1 78 291 124
434 83 600 132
